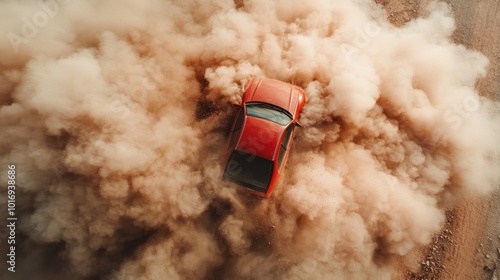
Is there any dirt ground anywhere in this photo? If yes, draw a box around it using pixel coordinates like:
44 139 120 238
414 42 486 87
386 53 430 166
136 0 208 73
375 0 500 279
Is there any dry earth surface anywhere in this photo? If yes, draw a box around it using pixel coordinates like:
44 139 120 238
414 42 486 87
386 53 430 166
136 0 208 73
376 0 500 279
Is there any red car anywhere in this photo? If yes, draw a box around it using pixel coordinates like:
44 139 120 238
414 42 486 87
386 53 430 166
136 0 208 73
222 77 306 198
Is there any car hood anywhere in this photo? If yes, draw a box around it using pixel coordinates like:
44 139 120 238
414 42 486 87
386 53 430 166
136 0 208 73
236 116 284 160
243 78 302 116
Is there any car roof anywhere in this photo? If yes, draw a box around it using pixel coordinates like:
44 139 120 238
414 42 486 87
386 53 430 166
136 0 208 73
236 115 285 161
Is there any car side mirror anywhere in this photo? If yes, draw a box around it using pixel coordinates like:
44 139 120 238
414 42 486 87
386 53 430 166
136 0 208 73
232 102 241 107
295 122 302 128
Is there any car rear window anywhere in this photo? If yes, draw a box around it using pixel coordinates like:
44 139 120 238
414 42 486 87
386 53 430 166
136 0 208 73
223 150 274 193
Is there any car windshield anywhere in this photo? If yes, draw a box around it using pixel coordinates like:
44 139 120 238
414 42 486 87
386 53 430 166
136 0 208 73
224 150 273 193
246 102 292 125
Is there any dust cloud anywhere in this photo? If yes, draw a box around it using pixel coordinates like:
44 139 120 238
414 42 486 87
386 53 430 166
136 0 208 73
0 0 499 279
